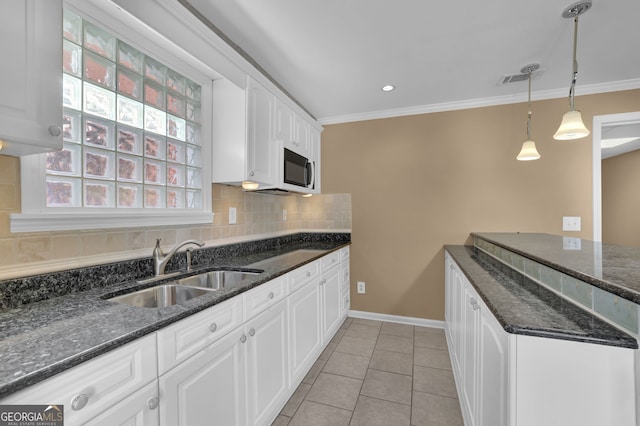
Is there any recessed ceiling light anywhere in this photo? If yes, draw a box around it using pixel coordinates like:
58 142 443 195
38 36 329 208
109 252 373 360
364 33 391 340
381 85 395 92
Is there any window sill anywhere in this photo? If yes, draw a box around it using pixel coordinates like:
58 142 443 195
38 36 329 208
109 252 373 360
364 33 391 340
10 211 214 233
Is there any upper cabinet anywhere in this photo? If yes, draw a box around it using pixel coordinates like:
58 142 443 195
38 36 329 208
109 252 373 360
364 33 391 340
211 76 278 188
212 76 322 194
0 0 63 156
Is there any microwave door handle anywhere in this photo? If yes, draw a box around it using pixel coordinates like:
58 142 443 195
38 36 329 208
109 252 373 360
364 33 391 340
306 161 315 189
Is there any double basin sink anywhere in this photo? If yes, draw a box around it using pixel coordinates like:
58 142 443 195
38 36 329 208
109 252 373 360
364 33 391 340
107 269 263 308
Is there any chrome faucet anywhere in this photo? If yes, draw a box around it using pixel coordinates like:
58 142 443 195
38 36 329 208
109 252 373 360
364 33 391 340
153 238 205 276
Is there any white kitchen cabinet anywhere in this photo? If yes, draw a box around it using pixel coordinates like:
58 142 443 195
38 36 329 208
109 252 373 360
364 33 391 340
478 299 508 426
156 296 243 375
0 334 158 426
461 283 480 426
0 0 63 156
288 275 322 385
444 250 637 426
245 299 289 426
159 327 246 426
246 77 278 186
211 77 277 188
88 380 159 426
320 263 342 343
291 113 310 155
273 97 294 148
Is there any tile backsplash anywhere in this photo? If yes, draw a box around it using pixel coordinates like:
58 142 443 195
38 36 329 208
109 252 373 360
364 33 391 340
0 155 351 272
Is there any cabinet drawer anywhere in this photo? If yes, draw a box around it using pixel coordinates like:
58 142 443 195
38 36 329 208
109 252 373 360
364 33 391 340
157 296 243 375
340 247 350 261
88 380 159 426
243 276 287 320
1 334 157 426
320 251 341 271
288 260 319 293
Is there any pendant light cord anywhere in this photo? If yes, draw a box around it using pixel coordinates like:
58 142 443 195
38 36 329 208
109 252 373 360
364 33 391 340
569 16 579 110
526 69 532 140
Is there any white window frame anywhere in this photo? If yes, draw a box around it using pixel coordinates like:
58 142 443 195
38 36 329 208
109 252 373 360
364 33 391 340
11 0 218 233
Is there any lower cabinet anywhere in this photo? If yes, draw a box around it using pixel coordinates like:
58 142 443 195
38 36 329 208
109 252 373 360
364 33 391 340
444 250 637 426
0 334 158 425
88 380 160 426
245 299 289 426
320 261 342 343
0 248 349 426
288 276 322 385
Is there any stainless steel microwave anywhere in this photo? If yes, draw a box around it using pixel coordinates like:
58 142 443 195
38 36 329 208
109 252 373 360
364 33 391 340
284 148 315 190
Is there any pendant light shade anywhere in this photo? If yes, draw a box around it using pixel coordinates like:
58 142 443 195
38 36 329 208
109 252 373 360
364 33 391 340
554 1 592 140
517 64 541 161
554 110 590 140
517 139 541 161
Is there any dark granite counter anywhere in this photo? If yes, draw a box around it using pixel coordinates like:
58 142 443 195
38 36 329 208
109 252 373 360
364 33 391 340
0 233 350 399
472 232 640 304
445 245 637 349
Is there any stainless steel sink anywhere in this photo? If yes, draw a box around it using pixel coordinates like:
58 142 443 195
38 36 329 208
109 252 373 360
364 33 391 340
108 284 215 308
176 270 261 290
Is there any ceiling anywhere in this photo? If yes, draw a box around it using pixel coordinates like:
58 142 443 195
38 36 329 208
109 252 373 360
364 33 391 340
184 0 640 124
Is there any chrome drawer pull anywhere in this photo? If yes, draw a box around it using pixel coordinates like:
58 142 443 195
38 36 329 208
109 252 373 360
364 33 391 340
147 397 159 410
209 322 217 333
71 394 89 411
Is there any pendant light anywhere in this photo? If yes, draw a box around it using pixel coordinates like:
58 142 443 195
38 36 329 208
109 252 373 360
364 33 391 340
553 0 592 140
517 64 541 161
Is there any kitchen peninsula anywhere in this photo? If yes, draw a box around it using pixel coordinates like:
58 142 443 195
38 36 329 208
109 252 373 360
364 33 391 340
445 232 639 426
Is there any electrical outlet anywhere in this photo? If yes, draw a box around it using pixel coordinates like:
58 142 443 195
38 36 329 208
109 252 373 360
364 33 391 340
282 209 287 221
229 207 237 224
562 216 581 231
357 281 366 294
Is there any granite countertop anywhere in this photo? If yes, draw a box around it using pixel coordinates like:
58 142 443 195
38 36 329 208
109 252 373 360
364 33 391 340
445 245 637 350
0 238 349 399
472 232 640 304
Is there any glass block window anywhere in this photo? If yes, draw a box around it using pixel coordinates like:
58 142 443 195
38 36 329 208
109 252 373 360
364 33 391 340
52 10 203 210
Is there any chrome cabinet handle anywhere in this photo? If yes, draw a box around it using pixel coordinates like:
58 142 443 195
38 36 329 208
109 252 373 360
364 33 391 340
470 298 480 311
306 271 311 278
240 334 247 343
268 292 274 299
249 171 255 176
71 394 89 411
48 125 62 136
249 328 255 336
147 397 159 410
209 322 217 333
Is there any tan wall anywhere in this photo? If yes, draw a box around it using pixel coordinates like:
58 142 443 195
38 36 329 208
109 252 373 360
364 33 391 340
321 89 640 321
602 148 640 247
0 157 351 271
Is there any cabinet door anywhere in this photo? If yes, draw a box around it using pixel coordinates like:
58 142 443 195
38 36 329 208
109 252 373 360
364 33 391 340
159 327 246 426
245 299 289 426
461 284 480 426
0 0 63 156
321 266 342 343
449 264 465 379
273 97 293 145
246 77 277 185
88 381 159 426
288 281 322 386
479 302 508 426
291 114 310 155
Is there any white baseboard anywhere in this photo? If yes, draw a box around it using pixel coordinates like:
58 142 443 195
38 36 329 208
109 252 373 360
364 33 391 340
347 310 445 329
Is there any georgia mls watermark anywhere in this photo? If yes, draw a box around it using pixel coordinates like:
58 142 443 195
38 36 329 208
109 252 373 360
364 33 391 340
0 405 63 426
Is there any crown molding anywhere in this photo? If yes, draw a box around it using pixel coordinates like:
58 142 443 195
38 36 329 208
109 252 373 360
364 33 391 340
318 78 640 125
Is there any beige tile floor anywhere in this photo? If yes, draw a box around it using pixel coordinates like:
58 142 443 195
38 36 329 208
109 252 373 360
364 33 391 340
272 318 464 426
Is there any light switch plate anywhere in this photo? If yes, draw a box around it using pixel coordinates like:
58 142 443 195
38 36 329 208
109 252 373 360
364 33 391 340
562 216 581 231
